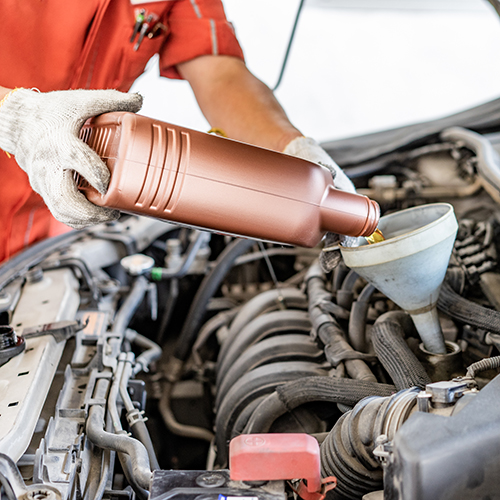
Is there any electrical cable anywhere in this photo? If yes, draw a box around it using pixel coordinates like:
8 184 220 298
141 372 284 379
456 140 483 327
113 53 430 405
173 238 256 362
273 0 305 91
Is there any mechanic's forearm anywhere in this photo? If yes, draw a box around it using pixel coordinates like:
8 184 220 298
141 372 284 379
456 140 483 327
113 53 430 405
177 56 302 152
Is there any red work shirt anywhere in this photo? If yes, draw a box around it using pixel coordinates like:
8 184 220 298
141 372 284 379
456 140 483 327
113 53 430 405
0 0 244 263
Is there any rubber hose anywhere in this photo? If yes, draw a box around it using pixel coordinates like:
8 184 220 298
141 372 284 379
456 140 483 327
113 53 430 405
348 283 376 352
244 376 395 433
129 419 160 471
113 276 149 338
307 264 376 382
158 381 214 442
333 263 350 292
317 321 377 382
174 238 256 362
466 355 500 378
156 278 179 345
371 311 431 390
336 270 360 310
320 388 420 500
215 361 327 467
231 395 267 439
438 281 500 334
117 452 149 500
125 329 162 375
86 405 152 490
321 412 383 500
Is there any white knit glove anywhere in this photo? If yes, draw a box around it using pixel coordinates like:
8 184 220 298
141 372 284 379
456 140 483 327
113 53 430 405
0 88 143 229
283 136 357 272
283 136 356 194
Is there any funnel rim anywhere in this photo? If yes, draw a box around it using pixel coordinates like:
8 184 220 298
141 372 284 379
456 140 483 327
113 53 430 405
341 202 456 253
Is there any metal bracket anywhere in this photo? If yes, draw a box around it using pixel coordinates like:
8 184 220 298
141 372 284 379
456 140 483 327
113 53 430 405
22 320 84 343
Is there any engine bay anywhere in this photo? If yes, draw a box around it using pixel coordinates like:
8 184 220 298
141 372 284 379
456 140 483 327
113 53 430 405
1 115 500 500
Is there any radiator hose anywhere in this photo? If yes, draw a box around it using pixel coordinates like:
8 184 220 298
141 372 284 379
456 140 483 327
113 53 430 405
371 311 431 390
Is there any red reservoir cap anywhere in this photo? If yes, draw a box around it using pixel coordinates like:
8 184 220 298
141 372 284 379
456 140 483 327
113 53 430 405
229 433 322 493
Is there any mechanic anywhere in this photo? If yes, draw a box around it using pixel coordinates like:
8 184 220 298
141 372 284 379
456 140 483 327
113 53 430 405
0 0 354 264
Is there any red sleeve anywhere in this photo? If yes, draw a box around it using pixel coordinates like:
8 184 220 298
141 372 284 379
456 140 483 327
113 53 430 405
159 0 245 80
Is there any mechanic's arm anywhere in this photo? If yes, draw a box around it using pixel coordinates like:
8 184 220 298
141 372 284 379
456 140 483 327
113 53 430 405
177 56 302 152
177 55 355 194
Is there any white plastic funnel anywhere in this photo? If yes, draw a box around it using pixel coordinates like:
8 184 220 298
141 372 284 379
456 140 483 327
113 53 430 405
340 203 458 354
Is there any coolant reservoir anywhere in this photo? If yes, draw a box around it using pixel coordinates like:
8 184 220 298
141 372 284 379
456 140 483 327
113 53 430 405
79 112 379 247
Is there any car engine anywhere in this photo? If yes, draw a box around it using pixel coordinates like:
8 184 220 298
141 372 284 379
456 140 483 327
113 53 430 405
1 113 500 500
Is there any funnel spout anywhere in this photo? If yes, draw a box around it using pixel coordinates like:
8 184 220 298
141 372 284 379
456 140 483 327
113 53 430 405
340 203 458 355
409 309 447 354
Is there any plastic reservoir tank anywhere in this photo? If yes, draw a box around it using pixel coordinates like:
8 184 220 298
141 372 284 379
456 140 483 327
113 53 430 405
79 112 380 247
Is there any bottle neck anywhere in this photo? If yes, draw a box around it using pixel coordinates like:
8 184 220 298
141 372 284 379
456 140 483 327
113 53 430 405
319 186 380 237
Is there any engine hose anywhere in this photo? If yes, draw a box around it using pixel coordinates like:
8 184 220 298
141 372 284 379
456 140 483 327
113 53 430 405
336 270 360 310
86 404 152 490
156 278 179 345
216 334 323 409
438 281 500 334
466 356 500 378
0 229 85 290
348 283 376 352
333 263 350 292
216 309 312 390
118 353 160 472
117 452 149 500
158 380 215 443
321 388 420 500
307 263 376 382
243 376 395 434
215 361 327 467
371 311 431 390
107 357 148 499
113 276 150 339
218 287 308 365
192 308 240 366
124 329 162 376
231 395 267 439
174 238 256 362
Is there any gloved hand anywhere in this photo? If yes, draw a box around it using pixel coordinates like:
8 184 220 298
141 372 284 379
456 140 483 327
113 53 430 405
0 88 143 229
283 136 358 272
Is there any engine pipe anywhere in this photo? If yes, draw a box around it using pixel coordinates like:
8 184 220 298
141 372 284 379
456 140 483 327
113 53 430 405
306 263 376 382
86 404 152 490
371 311 431 391
243 376 396 434
320 388 420 500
